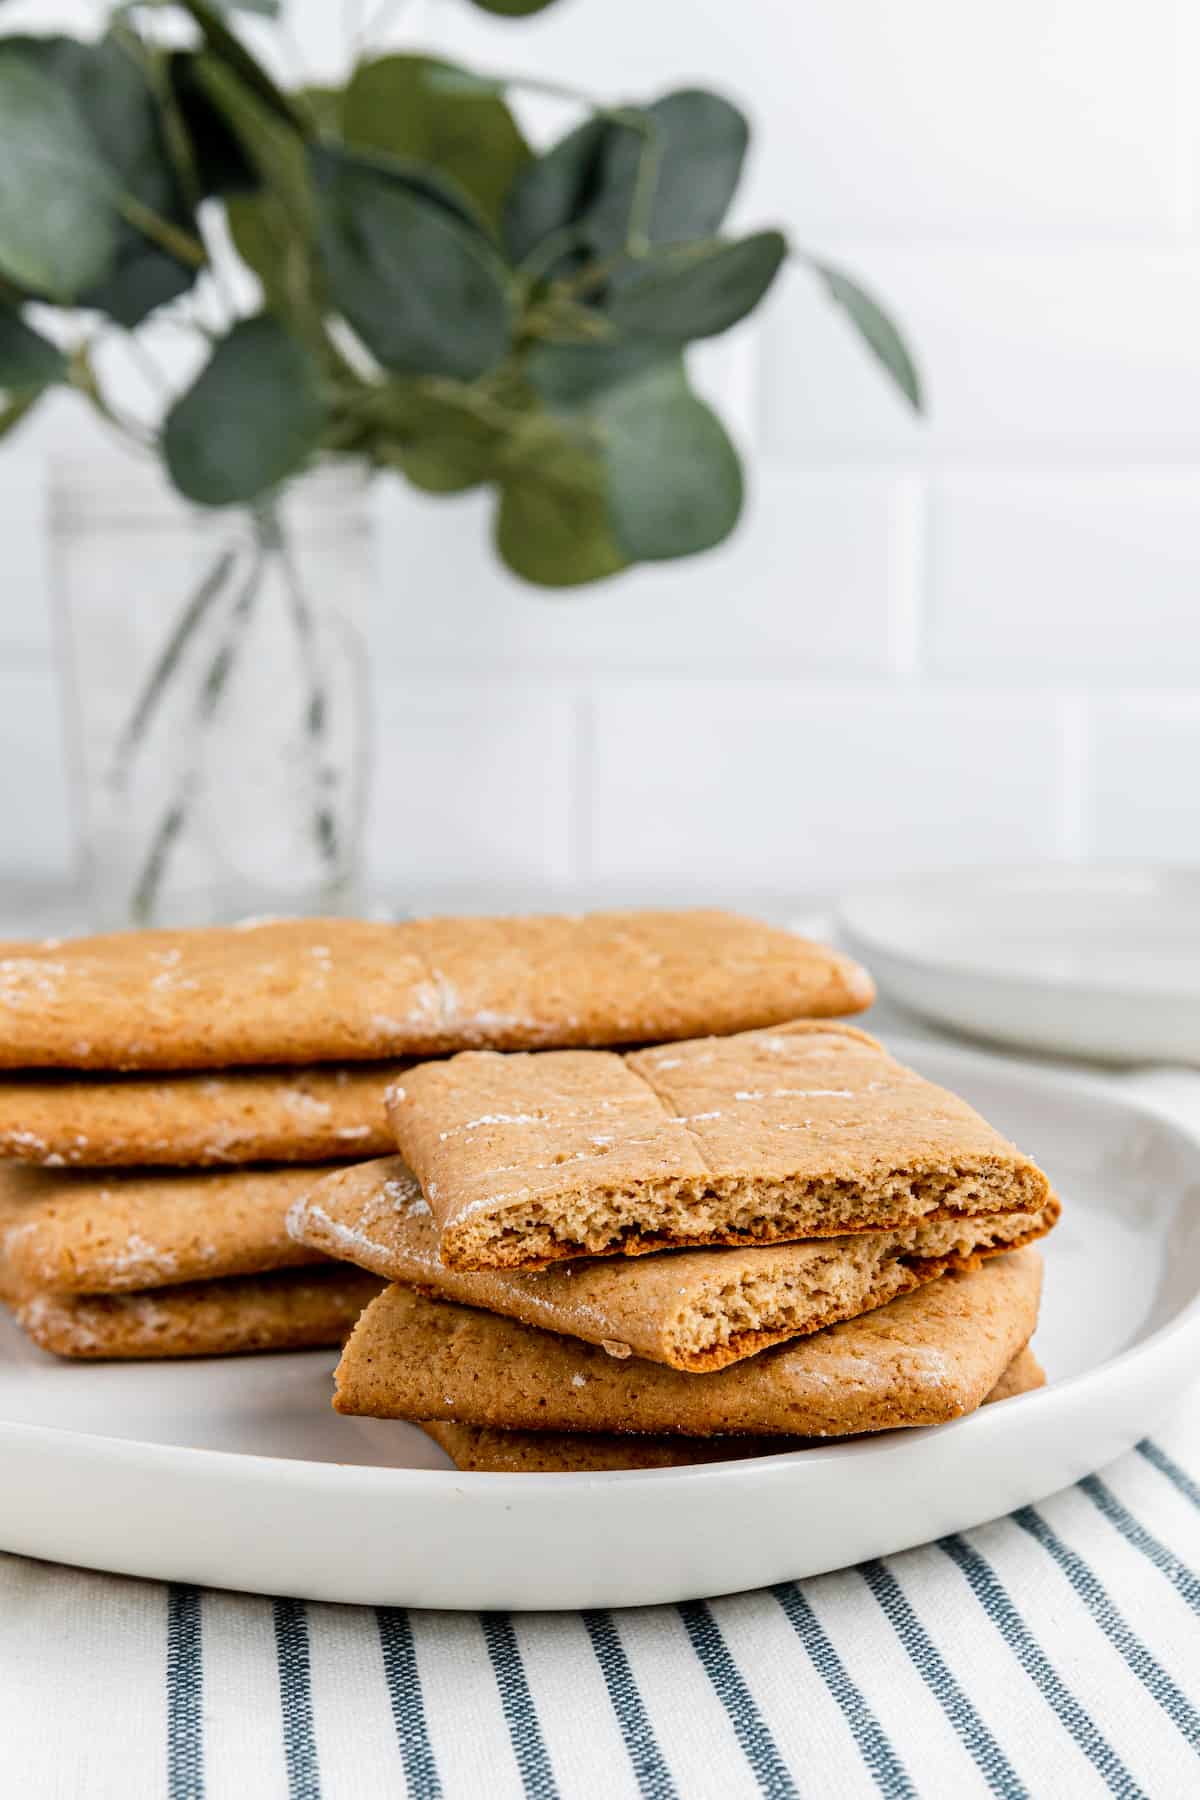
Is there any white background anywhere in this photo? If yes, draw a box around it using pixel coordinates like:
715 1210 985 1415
3 0 1197 912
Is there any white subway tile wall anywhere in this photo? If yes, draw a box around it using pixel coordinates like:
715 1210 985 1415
2 0 1198 907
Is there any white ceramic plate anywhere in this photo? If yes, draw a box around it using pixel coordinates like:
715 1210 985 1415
0 1038 1197 1611
839 865 1200 1064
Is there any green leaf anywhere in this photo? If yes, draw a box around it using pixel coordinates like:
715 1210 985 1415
423 65 508 99
0 50 120 299
607 231 786 343
503 117 608 265
526 338 666 411
163 314 325 506
225 192 289 311
0 307 66 389
311 145 515 381
496 435 628 587
585 89 749 255
466 0 562 13
597 360 742 561
2 35 197 325
386 391 505 494
343 55 531 234
816 262 923 411
298 84 343 136
74 35 198 324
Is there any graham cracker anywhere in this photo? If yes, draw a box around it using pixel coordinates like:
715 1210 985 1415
0 1063 402 1167
333 1249 1043 1437
0 911 872 1070
420 1346 1046 1472
15 1266 383 1360
291 1155 1059 1371
387 1023 1052 1270
0 1163 325 1297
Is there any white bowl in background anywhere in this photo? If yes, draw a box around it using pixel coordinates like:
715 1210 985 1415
838 865 1200 1064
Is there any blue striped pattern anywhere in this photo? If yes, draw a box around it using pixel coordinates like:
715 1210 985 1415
273 1598 320 1800
481 1613 559 1797
677 1600 798 1799
772 1581 915 1798
378 1608 441 1800
939 1533 1146 1799
1081 1474 1200 1619
1013 1505 1200 1752
104 1434 1188 1798
166 1584 204 1800
1138 1438 1200 1510
860 1558 1027 1797
582 1610 676 1800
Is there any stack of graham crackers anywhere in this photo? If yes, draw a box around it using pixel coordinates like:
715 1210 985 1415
289 1017 1059 1475
0 912 877 1371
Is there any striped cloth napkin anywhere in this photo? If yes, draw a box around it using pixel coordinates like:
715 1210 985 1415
0 1412 1197 1797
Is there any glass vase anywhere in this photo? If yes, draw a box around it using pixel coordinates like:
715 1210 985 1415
51 455 372 930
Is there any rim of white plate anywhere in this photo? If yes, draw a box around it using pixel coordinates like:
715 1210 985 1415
838 863 1200 1001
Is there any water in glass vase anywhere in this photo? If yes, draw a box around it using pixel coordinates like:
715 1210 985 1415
52 455 372 929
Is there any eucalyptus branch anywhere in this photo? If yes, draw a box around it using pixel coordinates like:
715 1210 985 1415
115 194 207 270
418 378 528 435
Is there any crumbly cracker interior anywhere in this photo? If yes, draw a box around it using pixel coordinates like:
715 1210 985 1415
450 1157 1047 1269
670 1205 1050 1363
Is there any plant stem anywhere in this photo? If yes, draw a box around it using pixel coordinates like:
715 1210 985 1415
129 531 266 925
107 546 237 798
625 116 663 257
115 194 207 269
258 502 343 879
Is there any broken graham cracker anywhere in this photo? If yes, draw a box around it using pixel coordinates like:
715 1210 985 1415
291 1156 1059 1371
0 911 872 1071
15 1266 383 1361
0 1163 326 1298
387 1022 1053 1271
419 1346 1047 1472
0 1063 403 1168
333 1249 1044 1438
984 1345 1046 1404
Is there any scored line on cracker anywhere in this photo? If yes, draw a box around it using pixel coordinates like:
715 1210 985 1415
387 1023 1053 1270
